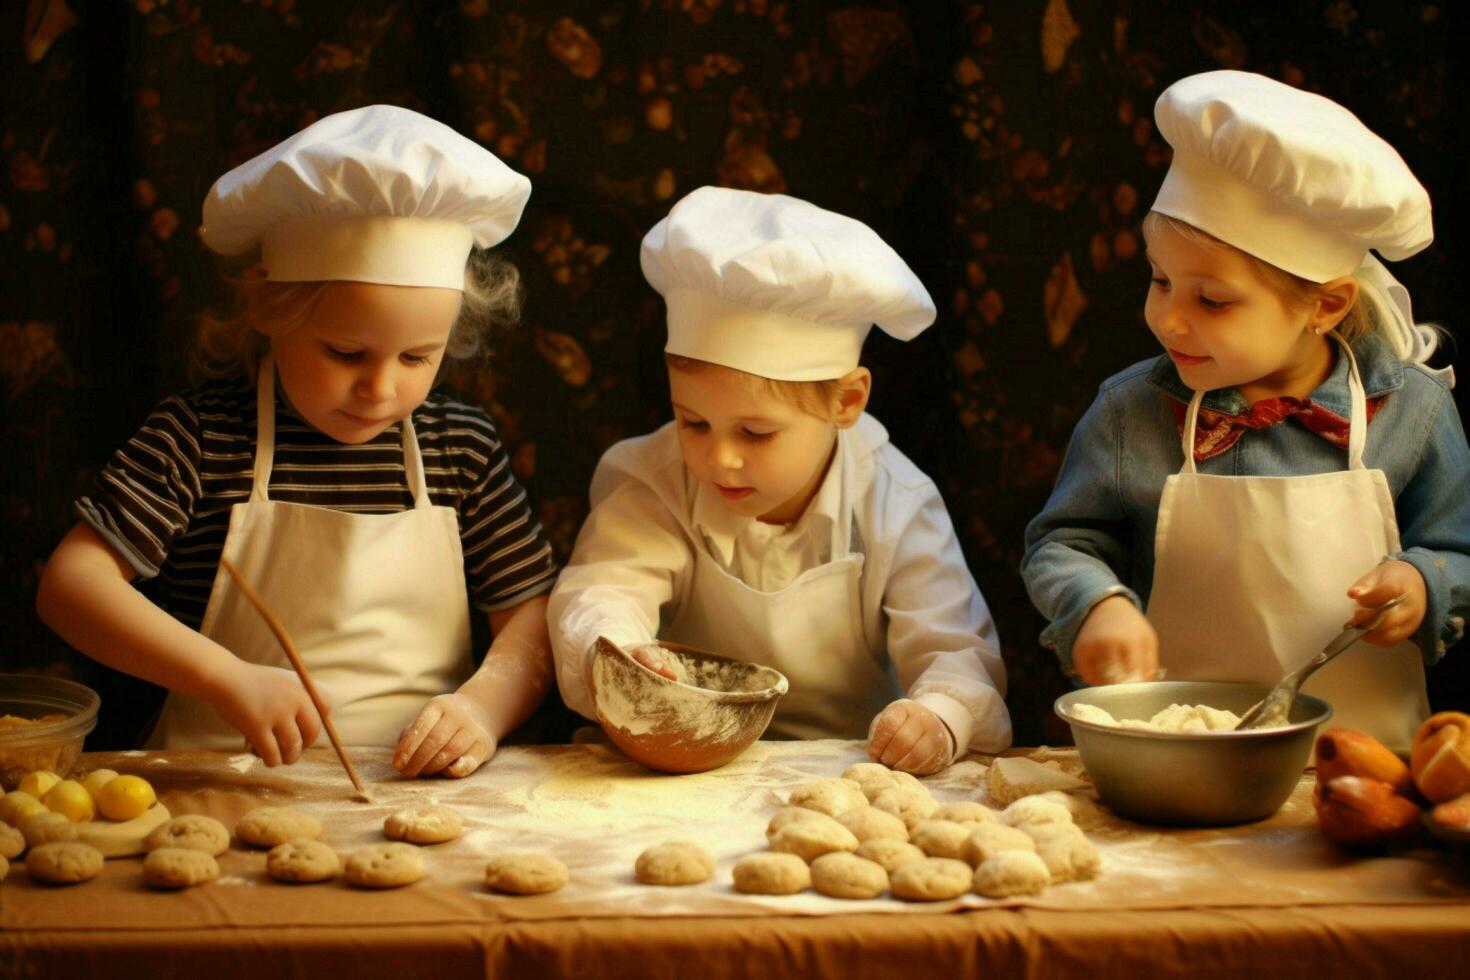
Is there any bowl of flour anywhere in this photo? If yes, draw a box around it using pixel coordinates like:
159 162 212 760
1055 680 1332 826
588 637 789 774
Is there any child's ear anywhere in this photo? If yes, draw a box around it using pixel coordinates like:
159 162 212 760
833 367 872 429
1310 275 1360 334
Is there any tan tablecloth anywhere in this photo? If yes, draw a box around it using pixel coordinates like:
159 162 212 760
2 741 1467 978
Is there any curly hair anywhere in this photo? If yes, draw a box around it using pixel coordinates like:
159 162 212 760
191 249 523 382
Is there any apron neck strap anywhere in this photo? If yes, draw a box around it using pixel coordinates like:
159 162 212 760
1177 336 1369 474
253 352 432 507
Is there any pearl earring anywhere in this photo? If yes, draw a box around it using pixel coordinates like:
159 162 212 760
1313 326 1325 335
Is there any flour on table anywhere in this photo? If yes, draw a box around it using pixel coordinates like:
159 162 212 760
227 753 257 774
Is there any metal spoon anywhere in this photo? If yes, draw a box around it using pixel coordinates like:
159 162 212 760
1234 594 1406 731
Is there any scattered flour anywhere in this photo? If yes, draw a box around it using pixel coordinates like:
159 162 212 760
227 753 257 774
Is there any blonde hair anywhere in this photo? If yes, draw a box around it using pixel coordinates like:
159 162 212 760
1142 212 1371 344
191 249 523 382
664 353 846 420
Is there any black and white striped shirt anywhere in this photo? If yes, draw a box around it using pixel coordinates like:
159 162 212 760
76 376 557 630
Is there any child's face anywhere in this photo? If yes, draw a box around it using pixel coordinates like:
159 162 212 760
669 364 839 525
270 282 461 444
1143 221 1321 396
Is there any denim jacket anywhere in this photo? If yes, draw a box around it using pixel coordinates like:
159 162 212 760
1021 332 1470 672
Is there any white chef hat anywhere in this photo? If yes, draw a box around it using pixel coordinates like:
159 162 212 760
201 105 531 290
640 186 936 381
1151 70 1432 284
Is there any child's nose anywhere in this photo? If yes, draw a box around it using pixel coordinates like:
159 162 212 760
356 365 395 403
709 438 742 472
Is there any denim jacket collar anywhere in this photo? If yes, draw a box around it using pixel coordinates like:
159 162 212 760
1145 331 1405 416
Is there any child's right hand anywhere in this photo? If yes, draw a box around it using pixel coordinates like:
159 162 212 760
209 663 323 767
1073 595 1159 686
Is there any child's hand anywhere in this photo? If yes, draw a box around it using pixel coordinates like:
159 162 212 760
628 642 680 681
394 692 497 778
1346 560 1427 646
1073 595 1159 686
868 699 952 775
211 663 323 767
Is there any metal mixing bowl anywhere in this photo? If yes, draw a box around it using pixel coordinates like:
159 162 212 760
1055 680 1332 826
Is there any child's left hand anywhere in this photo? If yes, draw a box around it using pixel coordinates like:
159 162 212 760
394 692 497 778
868 699 953 776
1345 559 1427 646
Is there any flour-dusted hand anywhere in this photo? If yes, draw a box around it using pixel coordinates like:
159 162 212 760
628 642 681 681
1346 560 1427 646
1073 595 1159 686
210 663 323 767
868 699 952 775
394 692 497 778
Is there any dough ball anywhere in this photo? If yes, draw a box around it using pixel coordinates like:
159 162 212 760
236 806 321 848
22 811 77 848
484 853 569 895
765 806 843 841
0 820 24 859
835 806 909 843
854 838 928 874
344 842 423 889
809 852 888 900
973 849 1051 898
634 840 714 886
962 823 1036 867
1023 824 1102 883
768 820 858 863
870 786 938 832
384 805 463 845
731 852 811 895
143 847 220 889
842 762 900 801
267 838 341 883
889 857 973 902
25 841 104 884
145 815 230 856
787 778 867 818
1000 796 1073 829
1037 790 1110 830
910 819 972 861
931 801 998 826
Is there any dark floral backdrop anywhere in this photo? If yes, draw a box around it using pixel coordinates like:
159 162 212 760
3 0 1466 749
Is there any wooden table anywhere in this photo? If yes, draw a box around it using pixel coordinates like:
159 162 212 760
3 742 1467 979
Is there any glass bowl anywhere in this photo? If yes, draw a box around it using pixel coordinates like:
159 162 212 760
0 674 100 790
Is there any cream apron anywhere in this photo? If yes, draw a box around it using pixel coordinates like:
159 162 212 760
150 353 473 749
664 439 898 740
1146 340 1429 752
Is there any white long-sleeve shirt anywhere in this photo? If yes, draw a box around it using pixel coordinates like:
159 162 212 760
548 413 1013 755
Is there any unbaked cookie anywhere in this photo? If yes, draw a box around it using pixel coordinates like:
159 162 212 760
889 857 972 902
787 778 867 818
384 805 462 845
0 853 7 882
0 819 23 859
22 811 78 848
910 819 972 861
634 840 714 886
836 806 909 843
267 838 340 883
731 852 811 895
1023 823 1101 883
962 823 1036 867
809 852 888 899
143 847 220 889
765 806 843 841
146 814 230 856
870 785 938 832
841 762 900 801
26 841 104 884
768 820 859 863
854 838 927 873
972 849 1051 898
932 801 997 826
1000 796 1073 828
236 807 322 848
484 853 569 895
344 842 423 889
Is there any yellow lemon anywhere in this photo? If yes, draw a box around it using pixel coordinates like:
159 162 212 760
96 774 156 821
17 771 61 800
42 779 96 822
81 768 119 805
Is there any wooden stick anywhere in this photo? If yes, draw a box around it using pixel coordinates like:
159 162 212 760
218 556 371 801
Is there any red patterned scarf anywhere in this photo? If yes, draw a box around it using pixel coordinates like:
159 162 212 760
1171 395 1387 462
